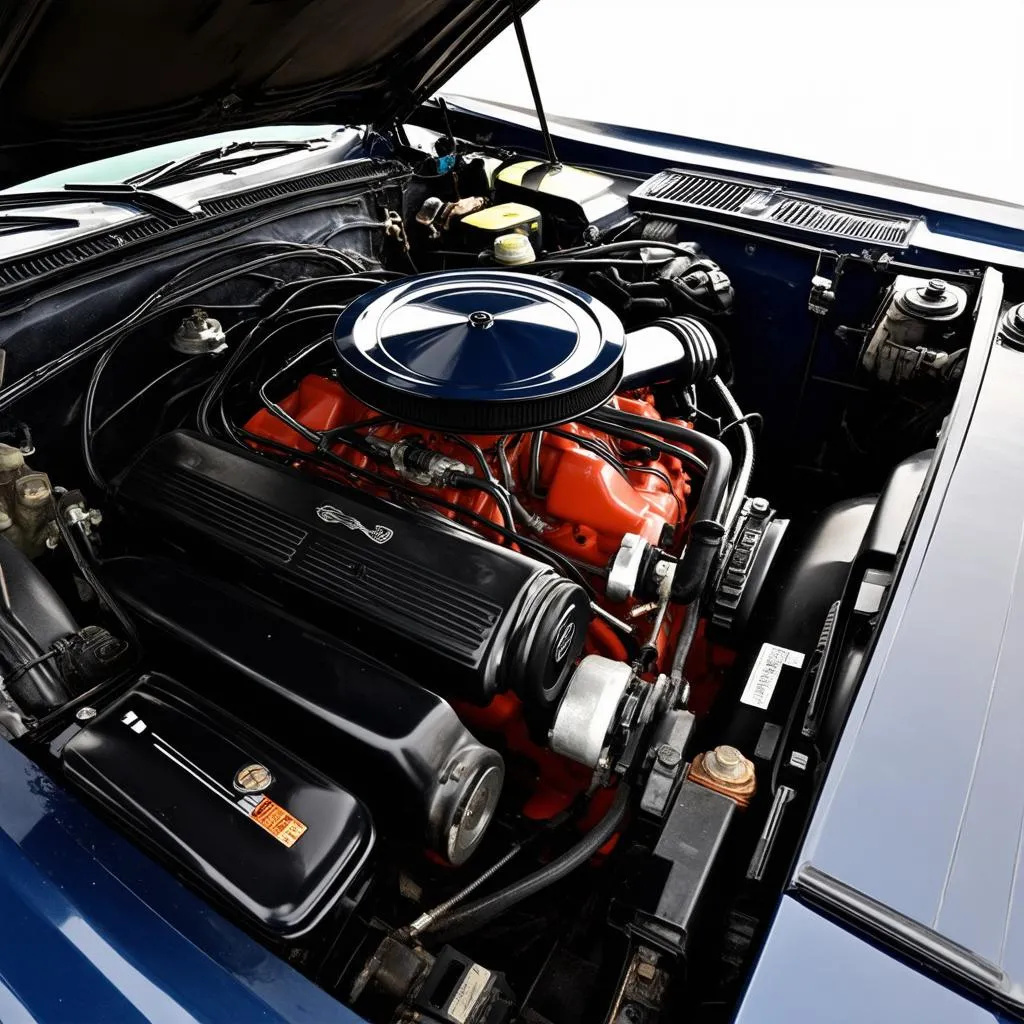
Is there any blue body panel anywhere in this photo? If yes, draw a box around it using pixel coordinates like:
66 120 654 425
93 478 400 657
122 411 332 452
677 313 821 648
736 899 1009 1024
798 296 1024 969
0 734 358 1022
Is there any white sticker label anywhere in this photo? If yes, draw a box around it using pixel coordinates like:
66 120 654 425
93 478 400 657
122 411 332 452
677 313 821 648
448 963 491 1024
740 643 805 710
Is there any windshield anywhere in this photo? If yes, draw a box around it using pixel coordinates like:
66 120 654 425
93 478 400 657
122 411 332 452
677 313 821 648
3 125 342 194
443 0 1024 206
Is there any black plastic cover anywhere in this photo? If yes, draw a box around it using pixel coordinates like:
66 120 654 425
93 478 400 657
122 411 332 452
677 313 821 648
629 780 736 955
62 674 374 941
115 431 589 707
0 534 76 713
103 555 505 864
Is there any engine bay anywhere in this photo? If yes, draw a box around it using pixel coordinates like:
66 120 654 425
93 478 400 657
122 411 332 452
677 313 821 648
0 141 992 1023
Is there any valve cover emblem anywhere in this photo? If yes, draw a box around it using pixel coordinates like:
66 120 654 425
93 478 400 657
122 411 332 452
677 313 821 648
316 504 394 545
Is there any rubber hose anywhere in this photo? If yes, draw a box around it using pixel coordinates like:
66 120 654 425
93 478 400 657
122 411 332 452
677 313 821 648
710 375 755 539
585 408 730 523
585 408 731 604
669 601 701 685
427 783 630 939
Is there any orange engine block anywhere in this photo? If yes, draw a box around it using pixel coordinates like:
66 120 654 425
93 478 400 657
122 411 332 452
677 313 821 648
245 373 690 569
243 374 699 817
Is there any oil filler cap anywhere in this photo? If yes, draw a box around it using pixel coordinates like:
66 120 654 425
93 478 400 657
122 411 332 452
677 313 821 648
333 270 625 432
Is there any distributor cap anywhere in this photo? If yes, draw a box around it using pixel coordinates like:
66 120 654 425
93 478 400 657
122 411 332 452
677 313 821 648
333 271 625 433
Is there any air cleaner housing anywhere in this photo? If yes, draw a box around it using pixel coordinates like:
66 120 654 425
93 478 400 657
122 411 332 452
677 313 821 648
333 270 625 432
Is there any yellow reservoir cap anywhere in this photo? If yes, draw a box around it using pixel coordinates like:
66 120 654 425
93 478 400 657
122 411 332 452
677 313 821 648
493 233 536 266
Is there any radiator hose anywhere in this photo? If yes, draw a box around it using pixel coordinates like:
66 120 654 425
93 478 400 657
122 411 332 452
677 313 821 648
423 783 630 940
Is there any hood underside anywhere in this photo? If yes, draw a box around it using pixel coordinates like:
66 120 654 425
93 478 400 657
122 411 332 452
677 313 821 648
0 0 534 187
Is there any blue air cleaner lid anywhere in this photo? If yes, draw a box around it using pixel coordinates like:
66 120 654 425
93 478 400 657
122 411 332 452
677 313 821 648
333 270 625 432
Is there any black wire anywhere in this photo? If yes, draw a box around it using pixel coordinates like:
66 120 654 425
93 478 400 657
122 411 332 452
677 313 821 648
452 476 518 541
546 427 684 523
82 257 390 491
528 431 544 498
52 495 141 651
91 357 202 438
198 274 387 437
5 648 59 685
446 435 496 484
581 412 710 475
719 411 763 439
10 243 387 414
319 415 392 449
545 428 630 483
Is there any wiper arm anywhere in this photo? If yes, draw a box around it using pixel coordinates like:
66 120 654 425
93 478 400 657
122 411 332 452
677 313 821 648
60 183 194 222
126 139 328 190
0 186 194 224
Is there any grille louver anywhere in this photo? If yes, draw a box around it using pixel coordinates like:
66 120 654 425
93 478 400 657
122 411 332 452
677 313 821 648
769 197 913 244
637 170 768 213
631 168 916 247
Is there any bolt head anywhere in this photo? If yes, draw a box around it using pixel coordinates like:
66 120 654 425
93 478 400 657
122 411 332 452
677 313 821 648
717 745 740 765
76 706 98 721
656 743 681 769
704 744 755 784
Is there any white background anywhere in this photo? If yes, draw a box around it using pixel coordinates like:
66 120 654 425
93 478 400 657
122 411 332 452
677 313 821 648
445 0 1024 204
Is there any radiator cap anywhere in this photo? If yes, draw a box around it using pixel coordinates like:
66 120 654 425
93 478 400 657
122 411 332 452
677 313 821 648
333 270 624 432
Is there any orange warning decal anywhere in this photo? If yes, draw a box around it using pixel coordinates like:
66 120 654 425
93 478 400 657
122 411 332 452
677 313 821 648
249 796 307 847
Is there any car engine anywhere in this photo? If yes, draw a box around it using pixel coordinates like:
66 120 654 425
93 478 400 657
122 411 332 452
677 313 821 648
0 146 985 1023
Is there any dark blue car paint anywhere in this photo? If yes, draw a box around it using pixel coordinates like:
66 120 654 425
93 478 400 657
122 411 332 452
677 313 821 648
736 898 1010 1024
0 732 359 1021
787 260 1024 1003
1 105 1021 1020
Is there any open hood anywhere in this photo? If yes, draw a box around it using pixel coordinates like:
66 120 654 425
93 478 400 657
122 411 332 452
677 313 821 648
0 0 537 187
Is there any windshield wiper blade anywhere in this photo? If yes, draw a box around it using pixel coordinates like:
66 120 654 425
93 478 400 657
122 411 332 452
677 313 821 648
126 138 328 190
0 186 194 224
0 214 80 236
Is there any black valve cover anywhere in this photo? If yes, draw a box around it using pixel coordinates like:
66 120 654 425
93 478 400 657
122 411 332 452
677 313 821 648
115 431 589 709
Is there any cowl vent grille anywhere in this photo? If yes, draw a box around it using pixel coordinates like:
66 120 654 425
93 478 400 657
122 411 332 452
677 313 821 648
0 160 406 293
200 160 405 216
0 218 166 288
631 167 916 247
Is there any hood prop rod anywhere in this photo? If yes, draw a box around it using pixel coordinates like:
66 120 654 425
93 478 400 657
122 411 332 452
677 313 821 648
510 0 560 169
